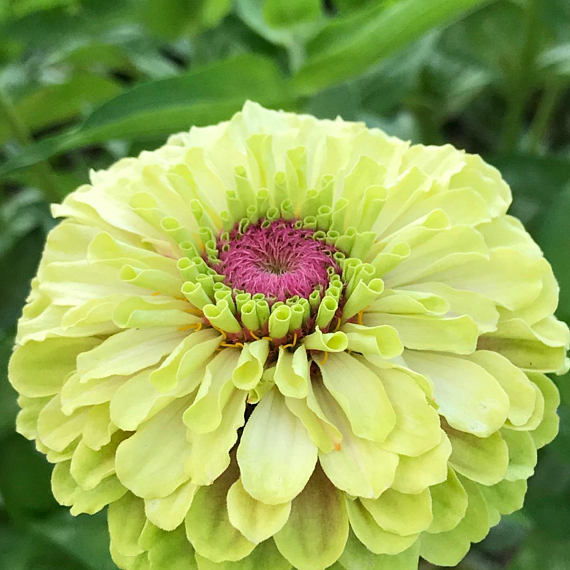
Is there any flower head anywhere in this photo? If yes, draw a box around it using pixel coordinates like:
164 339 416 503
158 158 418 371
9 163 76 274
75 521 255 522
9 102 569 569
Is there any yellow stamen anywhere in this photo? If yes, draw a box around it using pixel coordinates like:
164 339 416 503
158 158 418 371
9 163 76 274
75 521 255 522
151 291 161 296
249 330 261 340
320 351 329 365
357 311 363 325
334 317 342 331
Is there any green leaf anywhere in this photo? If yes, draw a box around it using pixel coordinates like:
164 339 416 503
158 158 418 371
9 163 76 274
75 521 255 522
0 73 122 145
263 0 321 28
0 53 294 176
293 0 492 93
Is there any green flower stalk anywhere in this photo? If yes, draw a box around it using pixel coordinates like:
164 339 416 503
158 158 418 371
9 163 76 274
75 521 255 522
8 102 569 569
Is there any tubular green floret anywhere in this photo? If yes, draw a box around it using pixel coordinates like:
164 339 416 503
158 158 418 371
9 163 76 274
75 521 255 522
203 299 242 333
181 280 212 309
343 278 385 320
241 300 260 331
268 305 292 339
316 296 338 330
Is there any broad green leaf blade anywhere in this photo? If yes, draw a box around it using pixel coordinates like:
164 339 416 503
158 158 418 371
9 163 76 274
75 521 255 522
0 53 294 177
293 0 492 94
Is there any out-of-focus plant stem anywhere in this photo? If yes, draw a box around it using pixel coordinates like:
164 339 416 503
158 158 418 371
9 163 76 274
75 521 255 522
527 82 563 154
0 88 60 203
500 0 539 153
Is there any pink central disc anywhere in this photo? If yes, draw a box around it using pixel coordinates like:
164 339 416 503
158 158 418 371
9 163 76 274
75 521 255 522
217 220 336 301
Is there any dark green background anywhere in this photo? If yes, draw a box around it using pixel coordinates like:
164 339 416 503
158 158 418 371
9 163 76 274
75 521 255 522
1 1 569 568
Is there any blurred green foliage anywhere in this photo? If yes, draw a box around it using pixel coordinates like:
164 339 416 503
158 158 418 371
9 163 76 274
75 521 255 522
0 0 569 568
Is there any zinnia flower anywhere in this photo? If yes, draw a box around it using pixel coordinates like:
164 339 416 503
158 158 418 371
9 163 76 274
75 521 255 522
9 102 569 569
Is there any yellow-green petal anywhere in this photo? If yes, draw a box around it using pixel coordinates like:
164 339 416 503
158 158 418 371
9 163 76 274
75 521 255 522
227 478 291 544
274 467 348 570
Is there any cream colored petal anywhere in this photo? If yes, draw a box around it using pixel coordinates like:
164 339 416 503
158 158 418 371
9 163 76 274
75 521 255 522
317 352 396 443
315 382 398 499
404 351 509 437
376 367 441 456
274 344 310 398
237 388 317 505
183 349 240 434
76 327 185 382
115 398 191 499
185 389 246 485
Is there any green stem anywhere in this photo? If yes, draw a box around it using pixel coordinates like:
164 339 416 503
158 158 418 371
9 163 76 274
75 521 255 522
499 0 539 153
0 88 60 203
527 82 562 154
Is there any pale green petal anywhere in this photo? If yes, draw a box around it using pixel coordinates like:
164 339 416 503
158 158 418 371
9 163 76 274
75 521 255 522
342 323 403 358
185 465 255 563
465 351 537 427
421 477 489 566
284 379 342 453
346 498 419 555
447 425 508 485
365 313 478 354
317 352 396 443
149 327 221 392
362 487 432 536
145 481 198 531
70 431 124 490
52 461 126 515
81 403 115 450
501 429 537 481
113 296 197 329
385 226 488 287
392 434 451 494
403 281 499 333
185 389 246 485
15 395 50 440
274 344 310 398
274 467 348 570
9 337 100 397
232 340 269 391
404 351 509 437
147 525 198 570
237 388 317 505
368 289 449 316
339 531 420 570
376 367 441 456
480 317 568 373
426 467 468 534
108 492 146 557
227 478 291 544
302 327 348 352
61 372 124 415
427 248 543 312
315 382 398 499
115 399 191 499
183 349 240 434
37 395 87 452
194 540 291 570
478 478 527 516
76 328 185 381
528 372 560 448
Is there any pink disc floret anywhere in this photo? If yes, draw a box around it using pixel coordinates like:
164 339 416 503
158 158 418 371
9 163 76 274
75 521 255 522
217 220 336 301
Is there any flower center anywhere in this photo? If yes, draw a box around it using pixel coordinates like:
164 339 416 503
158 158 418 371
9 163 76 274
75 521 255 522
216 220 336 302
